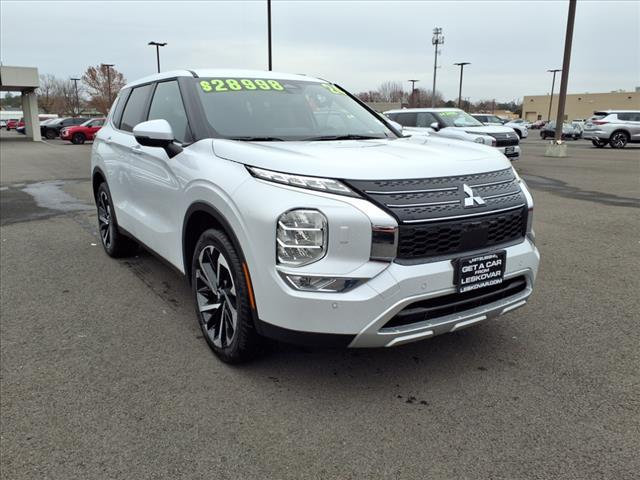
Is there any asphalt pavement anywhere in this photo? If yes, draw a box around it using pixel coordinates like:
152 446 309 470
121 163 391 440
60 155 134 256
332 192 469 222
1 129 639 479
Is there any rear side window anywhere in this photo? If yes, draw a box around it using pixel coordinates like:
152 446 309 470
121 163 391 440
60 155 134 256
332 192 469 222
617 113 640 121
147 81 192 143
111 90 130 129
395 112 417 127
120 84 154 132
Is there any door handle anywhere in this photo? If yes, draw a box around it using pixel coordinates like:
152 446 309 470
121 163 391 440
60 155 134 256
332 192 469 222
105 136 112 144
130 145 143 154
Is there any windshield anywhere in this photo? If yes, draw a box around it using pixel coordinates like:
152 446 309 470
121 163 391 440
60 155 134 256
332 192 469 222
194 78 395 141
436 110 484 128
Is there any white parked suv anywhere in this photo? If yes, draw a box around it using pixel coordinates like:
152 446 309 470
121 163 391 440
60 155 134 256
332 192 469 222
91 70 539 363
385 108 522 160
471 113 529 139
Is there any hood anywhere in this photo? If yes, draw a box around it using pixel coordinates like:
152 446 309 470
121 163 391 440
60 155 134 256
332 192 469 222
462 125 516 134
212 136 511 180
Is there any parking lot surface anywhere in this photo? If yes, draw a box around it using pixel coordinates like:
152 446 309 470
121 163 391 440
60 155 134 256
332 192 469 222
1 129 639 479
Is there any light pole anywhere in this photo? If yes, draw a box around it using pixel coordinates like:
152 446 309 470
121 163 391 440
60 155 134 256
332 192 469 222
267 0 272 70
454 62 470 108
553 0 577 143
70 77 80 116
546 68 561 122
431 27 444 107
148 41 167 73
408 79 419 107
101 63 114 107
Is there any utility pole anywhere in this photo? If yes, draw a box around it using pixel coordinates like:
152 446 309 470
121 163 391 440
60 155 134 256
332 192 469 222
70 77 80 116
553 0 577 143
408 79 419 107
267 0 272 70
148 41 167 73
454 62 470 108
101 63 114 107
546 69 561 122
431 27 444 107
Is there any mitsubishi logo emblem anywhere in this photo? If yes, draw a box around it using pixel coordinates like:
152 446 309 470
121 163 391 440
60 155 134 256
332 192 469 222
462 184 485 208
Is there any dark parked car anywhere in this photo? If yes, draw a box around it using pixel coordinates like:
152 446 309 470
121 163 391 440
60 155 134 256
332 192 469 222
41 117 89 139
540 121 581 140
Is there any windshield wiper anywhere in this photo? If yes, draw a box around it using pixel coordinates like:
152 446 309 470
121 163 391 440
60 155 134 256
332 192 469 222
304 134 387 141
228 136 285 142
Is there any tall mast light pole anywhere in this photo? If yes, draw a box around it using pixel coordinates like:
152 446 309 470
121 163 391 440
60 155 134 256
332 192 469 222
70 77 80 116
148 41 167 73
453 62 470 109
553 0 577 142
267 0 272 70
101 63 114 107
408 79 419 107
547 68 561 122
431 27 444 108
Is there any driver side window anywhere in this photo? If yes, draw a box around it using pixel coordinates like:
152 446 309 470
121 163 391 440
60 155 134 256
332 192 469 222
148 81 192 144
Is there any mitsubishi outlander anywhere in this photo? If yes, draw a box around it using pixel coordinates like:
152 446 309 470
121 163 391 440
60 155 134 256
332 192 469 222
91 69 539 363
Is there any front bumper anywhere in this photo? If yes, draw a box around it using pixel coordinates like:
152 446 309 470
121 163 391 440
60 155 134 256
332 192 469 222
496 145 520 160
258 238 539 348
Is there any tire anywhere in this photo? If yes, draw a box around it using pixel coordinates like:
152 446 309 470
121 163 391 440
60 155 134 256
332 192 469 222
609 131 629 149
192 228 261 363
71 133 86 145
515 129 522 139
592 139 607 148
45 129 57 140
96 183 137 258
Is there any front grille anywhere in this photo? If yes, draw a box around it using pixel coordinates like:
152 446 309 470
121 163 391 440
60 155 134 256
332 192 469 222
382 276 527 329
346 168 528 261
488 132 519 147
397 207 526 260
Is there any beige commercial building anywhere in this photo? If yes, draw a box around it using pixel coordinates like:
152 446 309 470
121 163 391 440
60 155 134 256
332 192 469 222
522 89 640 122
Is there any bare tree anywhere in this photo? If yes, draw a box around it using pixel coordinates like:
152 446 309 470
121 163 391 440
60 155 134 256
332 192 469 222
412 88 445 108
377 81 404 102
82 65 126 114
37 74 58 113
53 78 84 116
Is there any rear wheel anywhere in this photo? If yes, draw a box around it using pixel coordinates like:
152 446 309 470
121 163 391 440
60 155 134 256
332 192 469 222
591 139 607 148
96 183 137 257
192 229 261 363
609 131 629 149
71 133 86 144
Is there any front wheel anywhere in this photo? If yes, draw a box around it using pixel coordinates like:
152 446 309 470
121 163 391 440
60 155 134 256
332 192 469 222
72 133 86 144
609 131 629 149
45 129 56 140
592 139 607 148
192 229 261 363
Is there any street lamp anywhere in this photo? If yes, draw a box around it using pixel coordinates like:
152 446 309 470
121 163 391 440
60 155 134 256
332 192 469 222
408 79 419 107
546 68 561 122
453 62 471 109
431 27 444 107
267 0 272 70
70 77 80 116
101 63 114 107
148 41 167 73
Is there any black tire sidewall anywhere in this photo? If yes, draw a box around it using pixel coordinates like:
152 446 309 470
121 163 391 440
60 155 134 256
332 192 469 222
96 182 136 258
72 133 85 144
191 229 257 363
45 129 56 139
609 132 628 149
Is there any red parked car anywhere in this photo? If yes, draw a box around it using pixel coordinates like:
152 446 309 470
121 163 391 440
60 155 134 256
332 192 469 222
6 119 19 130
60 118 105 144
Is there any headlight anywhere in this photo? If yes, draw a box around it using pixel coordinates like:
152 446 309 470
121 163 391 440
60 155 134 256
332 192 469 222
474 137 485 144
248 166 357 197
277 209 327 267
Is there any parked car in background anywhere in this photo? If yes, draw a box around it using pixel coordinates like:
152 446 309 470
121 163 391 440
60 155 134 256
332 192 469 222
60 118 105 144
582 111 640 149
471 114 528 139
6 119 19 130
41 117 89 139
0 120 7 129
16 118 26 134
540 121 581 140
530 120 546 130
385 108 521 160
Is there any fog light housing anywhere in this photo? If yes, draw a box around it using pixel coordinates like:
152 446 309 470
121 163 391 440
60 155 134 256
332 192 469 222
277 209 327 267
279 271 363 293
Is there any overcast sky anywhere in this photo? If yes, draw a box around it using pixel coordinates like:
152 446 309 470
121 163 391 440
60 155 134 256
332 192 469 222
1 0 638 101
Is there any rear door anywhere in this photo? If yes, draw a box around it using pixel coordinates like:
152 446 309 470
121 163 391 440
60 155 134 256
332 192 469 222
617 112 640 141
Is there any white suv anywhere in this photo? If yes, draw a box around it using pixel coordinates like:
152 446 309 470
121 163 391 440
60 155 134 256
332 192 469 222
91 69 539 363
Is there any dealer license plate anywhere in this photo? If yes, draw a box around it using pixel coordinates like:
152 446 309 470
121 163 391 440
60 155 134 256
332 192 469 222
455 251 506 293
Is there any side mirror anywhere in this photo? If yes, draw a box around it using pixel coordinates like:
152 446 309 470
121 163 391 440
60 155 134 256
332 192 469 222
133 119 183 158
430 122 440 132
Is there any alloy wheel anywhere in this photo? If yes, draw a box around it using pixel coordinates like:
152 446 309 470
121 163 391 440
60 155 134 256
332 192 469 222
610 132 627 148
195 245 238 348
97 191 112 248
